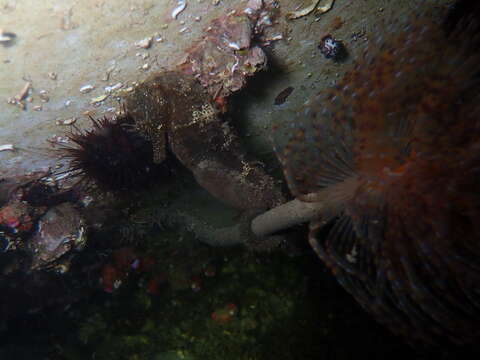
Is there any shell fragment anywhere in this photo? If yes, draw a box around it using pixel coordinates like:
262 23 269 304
286 0 335 20
172 0 187 20
0 144 15 152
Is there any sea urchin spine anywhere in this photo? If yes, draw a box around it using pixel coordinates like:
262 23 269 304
60 113 163 192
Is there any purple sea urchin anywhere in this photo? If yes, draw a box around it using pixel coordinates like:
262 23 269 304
60 112 164 192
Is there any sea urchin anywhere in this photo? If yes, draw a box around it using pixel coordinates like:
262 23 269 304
60 112 163 192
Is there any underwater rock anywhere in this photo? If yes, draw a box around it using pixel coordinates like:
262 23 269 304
0 172 88 274
29 203 86 270
0 172 55 236
178 0 276 102
0 171 49 206
0 200 39 234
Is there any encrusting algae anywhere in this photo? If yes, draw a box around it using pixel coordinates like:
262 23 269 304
273 9 480 347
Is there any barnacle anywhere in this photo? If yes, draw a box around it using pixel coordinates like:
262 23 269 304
276 11 480 346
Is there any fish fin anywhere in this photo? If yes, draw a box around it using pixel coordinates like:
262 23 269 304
309 214 376 282
275 94 356 200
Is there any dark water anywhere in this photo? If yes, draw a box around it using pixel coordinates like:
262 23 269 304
1 217 476 360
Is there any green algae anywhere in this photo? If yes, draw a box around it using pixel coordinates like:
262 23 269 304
49 181 412 360
64 224 309 360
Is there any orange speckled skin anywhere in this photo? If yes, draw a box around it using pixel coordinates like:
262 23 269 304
277 12 480 347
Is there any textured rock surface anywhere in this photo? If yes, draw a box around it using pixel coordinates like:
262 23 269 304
125 71 283 210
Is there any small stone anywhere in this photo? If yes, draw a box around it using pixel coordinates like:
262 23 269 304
0 144 14 151
90 94 109 104
104 82 123 93
56 117 77 125
80 84 95 94
14 82 31 101
64 117 76 125
135 37 152 49
39 90 50 102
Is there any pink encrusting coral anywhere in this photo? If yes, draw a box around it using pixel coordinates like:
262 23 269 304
276 12 480 346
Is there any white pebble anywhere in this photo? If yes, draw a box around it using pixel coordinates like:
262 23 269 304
80 84 95 94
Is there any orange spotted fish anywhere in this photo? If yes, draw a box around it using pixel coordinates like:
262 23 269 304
277 10 480 346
